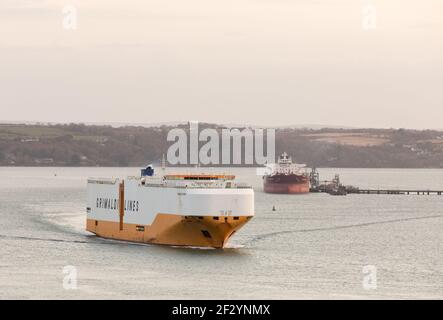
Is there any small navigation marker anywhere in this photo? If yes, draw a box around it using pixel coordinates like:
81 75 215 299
272 205 276 211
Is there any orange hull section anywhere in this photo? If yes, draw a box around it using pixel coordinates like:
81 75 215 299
86 214 252 248
264 182 310 194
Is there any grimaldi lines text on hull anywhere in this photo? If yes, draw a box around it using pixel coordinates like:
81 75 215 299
86 166 254 248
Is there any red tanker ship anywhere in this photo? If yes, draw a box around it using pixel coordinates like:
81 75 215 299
263 152 310 194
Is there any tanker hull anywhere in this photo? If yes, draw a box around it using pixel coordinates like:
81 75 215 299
263 180 310 194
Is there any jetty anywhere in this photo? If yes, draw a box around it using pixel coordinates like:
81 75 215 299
309 168 443 196
348 189 443 195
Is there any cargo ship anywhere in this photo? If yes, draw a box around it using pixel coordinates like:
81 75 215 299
263 152 310 194
86 166 254 248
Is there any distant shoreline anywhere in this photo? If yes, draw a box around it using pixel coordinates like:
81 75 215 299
2 166 443 170
1 123 443 168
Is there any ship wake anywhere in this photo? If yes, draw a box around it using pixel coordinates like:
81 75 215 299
247 214 443 244
0 234 91 244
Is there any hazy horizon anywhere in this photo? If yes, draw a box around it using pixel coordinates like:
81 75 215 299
2 119 443 131
1 0 442 129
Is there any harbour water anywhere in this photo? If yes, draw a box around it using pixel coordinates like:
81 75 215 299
0 167 442 299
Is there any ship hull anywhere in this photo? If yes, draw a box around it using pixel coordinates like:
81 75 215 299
264 181 310 194
86 214 251 248
263 175 310 194
86 178 254 248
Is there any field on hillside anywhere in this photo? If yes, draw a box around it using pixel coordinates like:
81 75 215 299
302 132 389 146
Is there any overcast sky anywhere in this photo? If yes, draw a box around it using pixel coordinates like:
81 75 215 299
0 0 442 129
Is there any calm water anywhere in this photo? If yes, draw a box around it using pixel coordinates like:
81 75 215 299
0 167 442 299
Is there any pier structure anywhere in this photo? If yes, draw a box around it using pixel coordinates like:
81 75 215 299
349 189 443 195
308 169 443 196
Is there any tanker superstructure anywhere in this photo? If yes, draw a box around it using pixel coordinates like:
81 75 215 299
263 152 310 194
86 166 254 248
